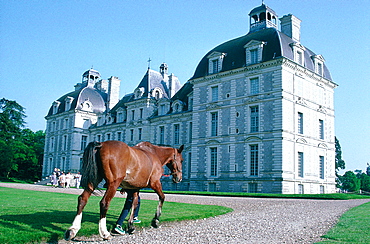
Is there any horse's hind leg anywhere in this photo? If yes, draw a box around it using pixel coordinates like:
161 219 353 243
65 188 92 240
151 182 165 228
127 191 139 234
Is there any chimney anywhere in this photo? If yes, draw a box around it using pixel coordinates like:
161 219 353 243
280 14 301 43
107 76 121 110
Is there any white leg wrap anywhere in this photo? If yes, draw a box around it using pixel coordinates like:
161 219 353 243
70 213 82 231
99 217 111 240
66 213 82 240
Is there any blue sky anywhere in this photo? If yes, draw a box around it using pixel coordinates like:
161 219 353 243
1 0 369 172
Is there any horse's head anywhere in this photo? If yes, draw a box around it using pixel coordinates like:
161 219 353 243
167 145 184 183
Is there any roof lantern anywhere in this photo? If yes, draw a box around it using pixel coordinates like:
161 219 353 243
249 3 278 33
82 68 101 87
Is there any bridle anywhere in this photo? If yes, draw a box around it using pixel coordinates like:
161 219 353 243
170 148 182 176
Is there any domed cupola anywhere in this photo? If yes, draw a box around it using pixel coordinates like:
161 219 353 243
249 3 278 33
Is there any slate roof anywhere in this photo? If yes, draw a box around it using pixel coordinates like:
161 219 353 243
191 27 332 81
137 69 170 99
46 86 107 116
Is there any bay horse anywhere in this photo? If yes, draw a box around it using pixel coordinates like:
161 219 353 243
64 140 184 240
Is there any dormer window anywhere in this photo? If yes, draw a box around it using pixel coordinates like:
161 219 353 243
207 51 226 75
64 96 73 111
134 87 145 99
151 88 163 99
312 55 325 76
81 100 93 112
290 43 306 66
52 101 60 114
158 100 170 116
244 40 265 66
116 108 126 123
172 100 183 113
250 49 258 64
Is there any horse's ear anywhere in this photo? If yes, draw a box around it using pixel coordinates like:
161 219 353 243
178 145 184 153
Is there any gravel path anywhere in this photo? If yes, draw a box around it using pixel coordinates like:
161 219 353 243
1 183 369 244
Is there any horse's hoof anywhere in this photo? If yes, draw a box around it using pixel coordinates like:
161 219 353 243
102 234 112 240
151 219 159 228
127 227 136 234
64 229 75 241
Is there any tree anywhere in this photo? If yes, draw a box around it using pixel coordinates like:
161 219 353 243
357 172 370 192
367 163 370 176
0 98 26 140
341 171 360 192
0 98 45 181
335 137 345 174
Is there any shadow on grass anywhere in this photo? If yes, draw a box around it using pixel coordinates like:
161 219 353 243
0 210 118 243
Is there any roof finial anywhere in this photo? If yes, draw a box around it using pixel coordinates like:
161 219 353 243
147 58 152 69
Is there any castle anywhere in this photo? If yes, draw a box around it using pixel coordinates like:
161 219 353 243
43 4 337 194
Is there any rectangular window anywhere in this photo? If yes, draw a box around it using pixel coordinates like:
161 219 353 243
297 51 303 65
160 104 166 115
189 122 193 143
174 124 180 144
317 63 323 76
319 156 325 179
61 157 66 171
211 86 218 102
117 132 122 141
64 118 69 129
319 119 324 140
250 49 258 64
131 110 135 120
250 77 259 95
63 135 67 150
248 183 258 193
187 152 192 179
130 129 134 141
320 185 325 194
81 135 87 150
106 133 111 141
298 184 304 194
212 59 219 73
210 147 218 177
117 112 123 122
211 112 218 136
250 145 259 176
140 108 143 119
50 137 54 151
159 126 165 145
138 128 142 141
209 182 216 192
298 112 304 134
250 106 259 132
298 152 304 177
97 135 101 142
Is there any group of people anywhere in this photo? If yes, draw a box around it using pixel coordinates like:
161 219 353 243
49 168 81 189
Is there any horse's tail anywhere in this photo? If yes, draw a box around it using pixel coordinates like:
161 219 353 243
80 141 103 191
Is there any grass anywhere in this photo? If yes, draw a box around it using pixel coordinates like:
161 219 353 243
317 201 370 243
0 187 232 244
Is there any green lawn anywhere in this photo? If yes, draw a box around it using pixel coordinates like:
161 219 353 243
0 187 232 244
317 201 370 243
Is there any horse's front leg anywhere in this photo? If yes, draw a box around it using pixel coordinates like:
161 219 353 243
151 182 165 228
99 183 120 240
65 188 92 240
127 191 139 234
